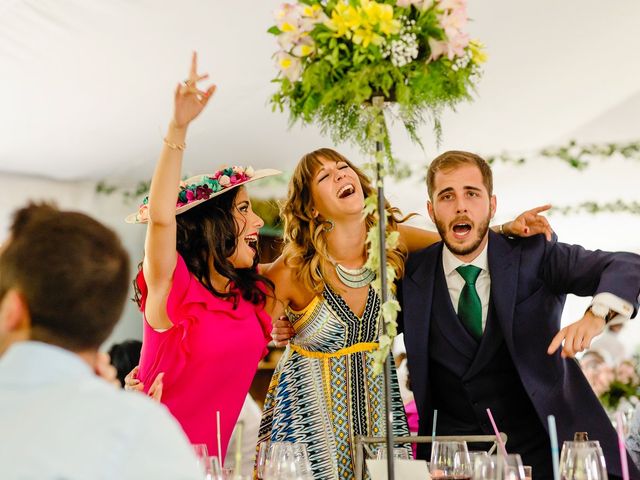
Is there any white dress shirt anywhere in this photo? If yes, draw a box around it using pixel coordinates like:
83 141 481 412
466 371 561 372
441 242 634 333
442 242 492 331
0 341 202 480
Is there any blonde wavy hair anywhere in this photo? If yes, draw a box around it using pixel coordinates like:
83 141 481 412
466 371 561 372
280 148 409 294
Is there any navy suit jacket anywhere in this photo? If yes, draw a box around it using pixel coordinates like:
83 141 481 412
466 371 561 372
400 231 640 478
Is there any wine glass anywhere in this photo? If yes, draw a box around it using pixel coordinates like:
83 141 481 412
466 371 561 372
559 440 607 480
430 440 472 479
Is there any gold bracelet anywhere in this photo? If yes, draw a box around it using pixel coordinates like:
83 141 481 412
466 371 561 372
163 138 186 151
499 223 506 236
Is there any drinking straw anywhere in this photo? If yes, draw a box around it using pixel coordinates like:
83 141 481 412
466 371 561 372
234 421 244 479
217 410 222 468
547 415 560 480
485 408 508 458
432 409 438 443
616 411 630 480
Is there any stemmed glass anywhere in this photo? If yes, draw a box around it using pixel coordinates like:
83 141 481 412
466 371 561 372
559 440 607 480
430 441 472 479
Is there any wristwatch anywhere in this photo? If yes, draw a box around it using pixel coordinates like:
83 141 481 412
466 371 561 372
589 302 612 321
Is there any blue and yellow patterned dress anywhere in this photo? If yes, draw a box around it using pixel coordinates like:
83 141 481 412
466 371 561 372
257 285 410 480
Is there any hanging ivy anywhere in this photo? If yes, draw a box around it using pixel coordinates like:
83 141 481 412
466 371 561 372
486 139 640 170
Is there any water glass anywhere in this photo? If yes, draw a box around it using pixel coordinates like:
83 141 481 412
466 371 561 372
263 441 297 480
205 456 222 480
192 443 209 475
472 454 524 480
559 440 607 480
256 441 271 479
502 454 525 480
469 451 490 475
291 443 313 479
430 440 472 479
375 446 411 460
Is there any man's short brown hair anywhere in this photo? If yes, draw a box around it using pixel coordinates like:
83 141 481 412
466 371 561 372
0 203 130 351
426 150 493 200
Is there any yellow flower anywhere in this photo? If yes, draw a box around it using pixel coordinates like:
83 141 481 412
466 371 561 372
325 3 359 38
352 27 383 47
362 0 400 35
279 21 297 33
469 39 488 64
301 4 321 17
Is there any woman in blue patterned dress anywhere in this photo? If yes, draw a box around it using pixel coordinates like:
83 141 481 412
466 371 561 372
259 148 553 480
259 148 422 480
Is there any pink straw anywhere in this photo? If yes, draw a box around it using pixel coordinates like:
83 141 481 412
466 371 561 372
216 410 222 467
616 411 630 480
486 408 508 458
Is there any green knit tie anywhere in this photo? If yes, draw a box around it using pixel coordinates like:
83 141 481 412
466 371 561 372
456 265 483 339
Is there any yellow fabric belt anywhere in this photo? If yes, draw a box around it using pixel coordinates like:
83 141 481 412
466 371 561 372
289 342 379 359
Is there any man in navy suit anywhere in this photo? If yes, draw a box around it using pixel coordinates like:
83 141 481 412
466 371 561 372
400 150 640 479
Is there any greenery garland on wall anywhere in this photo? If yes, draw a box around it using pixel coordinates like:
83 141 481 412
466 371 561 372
485 139 640 170
96 138 640 218
483 138 640 216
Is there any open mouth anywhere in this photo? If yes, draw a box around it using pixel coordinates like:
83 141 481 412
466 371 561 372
336 184 355 199
244 234 258 253
452 222 472 238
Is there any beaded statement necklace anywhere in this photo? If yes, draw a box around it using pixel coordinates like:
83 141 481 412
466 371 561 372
327 254 376 289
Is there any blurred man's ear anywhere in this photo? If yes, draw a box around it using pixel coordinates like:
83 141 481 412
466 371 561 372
0 289 30 354
427 201 435 223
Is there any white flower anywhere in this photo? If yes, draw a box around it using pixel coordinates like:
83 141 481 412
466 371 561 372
276 51 302 82
219 175 231 187
245 166 255 177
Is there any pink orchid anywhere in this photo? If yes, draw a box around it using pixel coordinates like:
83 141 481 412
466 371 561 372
427 38 448 62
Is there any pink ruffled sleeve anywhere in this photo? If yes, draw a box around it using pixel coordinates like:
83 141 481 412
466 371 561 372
136 254 199 390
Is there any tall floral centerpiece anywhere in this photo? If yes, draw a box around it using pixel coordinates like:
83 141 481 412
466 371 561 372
269 1 484 474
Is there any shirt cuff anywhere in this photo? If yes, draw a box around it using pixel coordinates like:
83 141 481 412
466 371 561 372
591 292 634 325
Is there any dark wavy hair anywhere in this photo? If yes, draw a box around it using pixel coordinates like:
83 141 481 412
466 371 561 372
133 186 273 308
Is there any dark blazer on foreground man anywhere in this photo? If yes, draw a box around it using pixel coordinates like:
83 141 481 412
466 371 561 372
401 231 640 479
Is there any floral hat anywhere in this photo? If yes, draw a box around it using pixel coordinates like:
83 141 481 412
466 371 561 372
125 165 281 224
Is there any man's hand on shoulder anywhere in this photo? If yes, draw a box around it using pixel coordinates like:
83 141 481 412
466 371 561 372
547 309 606 358
272 316 294 347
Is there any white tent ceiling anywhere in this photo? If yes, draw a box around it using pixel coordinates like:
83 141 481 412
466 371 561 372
0 0 639 184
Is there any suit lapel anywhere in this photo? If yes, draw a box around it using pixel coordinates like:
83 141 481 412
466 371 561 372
486 231 521 346
406 244 440 345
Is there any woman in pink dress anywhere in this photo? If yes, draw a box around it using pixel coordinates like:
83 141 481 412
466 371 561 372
125 53 280 458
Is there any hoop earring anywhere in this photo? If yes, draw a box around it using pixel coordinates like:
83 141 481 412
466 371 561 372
323 219 335 233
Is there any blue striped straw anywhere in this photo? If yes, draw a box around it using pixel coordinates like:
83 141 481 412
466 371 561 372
432 409 438 443
547 415 560 480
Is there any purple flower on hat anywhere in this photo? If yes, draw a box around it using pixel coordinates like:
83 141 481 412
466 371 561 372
195 185 212 200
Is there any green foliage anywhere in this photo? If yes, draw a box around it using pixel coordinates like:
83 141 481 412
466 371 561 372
270 0 484 168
